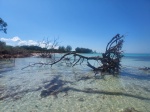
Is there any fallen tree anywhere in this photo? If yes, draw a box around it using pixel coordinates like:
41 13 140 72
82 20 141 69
22 34 124 75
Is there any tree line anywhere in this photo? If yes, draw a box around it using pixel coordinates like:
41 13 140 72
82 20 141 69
0 42 94 55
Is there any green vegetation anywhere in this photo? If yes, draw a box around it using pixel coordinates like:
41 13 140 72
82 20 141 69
0 41 31 58
75 47 93 53
0 18 7 33
0 33 94 58
0 41 94 58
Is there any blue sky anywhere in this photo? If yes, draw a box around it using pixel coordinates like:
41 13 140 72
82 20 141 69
0 0 150 53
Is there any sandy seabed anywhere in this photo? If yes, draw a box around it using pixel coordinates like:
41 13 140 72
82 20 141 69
0 56 150 112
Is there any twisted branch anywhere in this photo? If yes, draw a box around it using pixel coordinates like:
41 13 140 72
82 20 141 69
22 34 124 75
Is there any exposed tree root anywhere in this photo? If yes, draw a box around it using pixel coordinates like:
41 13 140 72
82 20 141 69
22 34 124 75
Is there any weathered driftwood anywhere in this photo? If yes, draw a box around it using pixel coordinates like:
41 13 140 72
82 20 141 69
22 34 124 75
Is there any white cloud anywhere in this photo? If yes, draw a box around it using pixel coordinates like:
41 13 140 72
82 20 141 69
0 36 59 49
18 40 38 46
11 36 21 42
0 36 21 42
28 40 38 46
0 36 38 46
0 37 9 41
38 42 46 48
18 40 27 45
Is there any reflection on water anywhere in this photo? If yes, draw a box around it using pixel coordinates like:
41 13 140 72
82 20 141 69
0 54 150 112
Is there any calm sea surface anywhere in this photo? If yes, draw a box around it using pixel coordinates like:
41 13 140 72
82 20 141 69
0 53 150 112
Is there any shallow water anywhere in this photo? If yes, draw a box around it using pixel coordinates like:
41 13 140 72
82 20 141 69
0 54 150 112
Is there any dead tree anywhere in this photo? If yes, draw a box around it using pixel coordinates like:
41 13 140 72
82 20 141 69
22 34 124 75
39 37 59 59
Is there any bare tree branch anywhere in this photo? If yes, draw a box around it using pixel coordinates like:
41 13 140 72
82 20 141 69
38 37 59 58
22 34 124 75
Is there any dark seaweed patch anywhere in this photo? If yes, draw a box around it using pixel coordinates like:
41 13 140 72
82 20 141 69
40 75 73 98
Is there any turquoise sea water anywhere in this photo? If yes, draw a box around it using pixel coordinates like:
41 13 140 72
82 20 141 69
0 53 150 112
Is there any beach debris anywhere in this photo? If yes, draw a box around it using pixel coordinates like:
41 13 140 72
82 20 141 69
22 34 124 76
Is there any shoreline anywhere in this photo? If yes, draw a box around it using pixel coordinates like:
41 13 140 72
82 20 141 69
0 53 33 59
